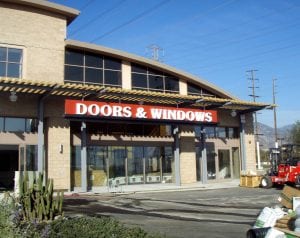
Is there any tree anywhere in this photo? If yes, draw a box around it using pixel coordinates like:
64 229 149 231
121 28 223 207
289 120 300 144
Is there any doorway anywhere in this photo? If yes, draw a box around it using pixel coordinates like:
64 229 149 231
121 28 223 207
0 145 18 189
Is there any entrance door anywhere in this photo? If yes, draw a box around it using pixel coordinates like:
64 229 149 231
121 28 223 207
0 145 19 189
108 146 127 186
145 147 161 184
218 149 231 179
232 147 240 179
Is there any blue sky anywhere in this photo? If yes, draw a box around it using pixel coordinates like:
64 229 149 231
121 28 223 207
52 0 300 128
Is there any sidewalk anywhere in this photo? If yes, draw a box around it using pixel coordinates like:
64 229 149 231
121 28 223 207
68 179 241 196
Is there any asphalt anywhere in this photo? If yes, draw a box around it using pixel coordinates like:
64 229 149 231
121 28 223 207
62 180 282 238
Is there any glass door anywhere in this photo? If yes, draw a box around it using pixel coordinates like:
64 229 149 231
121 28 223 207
218 149 231 179
207 144 216 180
145 147 161 184
127 147 144 184
87 146 108 188
108 146 127 186
232 147 240 179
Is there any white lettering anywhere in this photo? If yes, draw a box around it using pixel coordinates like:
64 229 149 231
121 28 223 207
205 112 212 122
186 111 195 121
75 103 87 115
123 106 132 117
194 111 205 121
150 108 163 119
167 110 177 120
100 105 112 116
88 104 100 116
112 106 123 117
177 110 185 120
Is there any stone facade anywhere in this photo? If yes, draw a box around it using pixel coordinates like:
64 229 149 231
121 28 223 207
46 116 70 190
179 125 197 184
0 1 66 83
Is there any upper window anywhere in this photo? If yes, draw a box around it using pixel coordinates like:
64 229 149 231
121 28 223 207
64 49 121 87
0 47 23 78
187 83 214 97
131 63 179 93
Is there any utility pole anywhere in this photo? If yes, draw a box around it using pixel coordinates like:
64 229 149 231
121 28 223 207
147 44 164 62
273 78 278 148
247 69 262 170
247 69 260 136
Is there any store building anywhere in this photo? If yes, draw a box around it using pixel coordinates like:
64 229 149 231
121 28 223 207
0 0 271 192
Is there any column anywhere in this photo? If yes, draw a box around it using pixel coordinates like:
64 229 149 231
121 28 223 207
81 121 87 192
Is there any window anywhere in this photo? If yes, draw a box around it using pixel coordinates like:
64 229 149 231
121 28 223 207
187 83 214 97
0 47 23 78
131 63 179 93
0 117 37 132
64 49 121 87
195 126 239 139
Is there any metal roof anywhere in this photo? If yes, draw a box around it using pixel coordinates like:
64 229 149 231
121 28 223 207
0 77 273 113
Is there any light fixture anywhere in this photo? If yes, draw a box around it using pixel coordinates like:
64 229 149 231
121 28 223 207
230 109 237 117
9 91 18 102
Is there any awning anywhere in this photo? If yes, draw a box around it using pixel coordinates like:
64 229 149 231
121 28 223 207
0 77 273 113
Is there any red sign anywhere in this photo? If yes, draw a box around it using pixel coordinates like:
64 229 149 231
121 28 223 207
65 99 218 123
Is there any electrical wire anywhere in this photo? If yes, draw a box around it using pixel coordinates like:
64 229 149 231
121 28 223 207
69 0 128 37
90 0 171 43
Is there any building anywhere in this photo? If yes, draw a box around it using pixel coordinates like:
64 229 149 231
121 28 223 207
0 0 271 192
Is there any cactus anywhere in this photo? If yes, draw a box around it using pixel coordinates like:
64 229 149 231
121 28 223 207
18 172 64 222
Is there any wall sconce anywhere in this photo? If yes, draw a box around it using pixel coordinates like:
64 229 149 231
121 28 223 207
230 109 237 117
9 91 18 102
59 144 63 153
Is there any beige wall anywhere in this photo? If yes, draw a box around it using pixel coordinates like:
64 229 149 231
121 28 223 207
244 113 257 171
46 116 70 191
122 61 131 89
179 125 197 184
0 2 66 83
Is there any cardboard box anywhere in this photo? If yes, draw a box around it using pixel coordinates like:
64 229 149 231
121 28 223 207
279 185 300 209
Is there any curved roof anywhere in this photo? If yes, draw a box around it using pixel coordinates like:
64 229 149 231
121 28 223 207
65 39 237 100
0 0 79 25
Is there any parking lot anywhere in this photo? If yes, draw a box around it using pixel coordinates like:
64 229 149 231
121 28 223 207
63 186 282 238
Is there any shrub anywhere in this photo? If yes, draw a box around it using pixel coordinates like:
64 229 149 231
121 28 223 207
47 216 163 238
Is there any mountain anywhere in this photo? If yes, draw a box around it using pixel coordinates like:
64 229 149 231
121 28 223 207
257 122 292 150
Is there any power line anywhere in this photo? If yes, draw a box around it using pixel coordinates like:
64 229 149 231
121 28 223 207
163 0 299 50
69 0 128 37
168 19 300 63
79 0 96 12
90 0 171 43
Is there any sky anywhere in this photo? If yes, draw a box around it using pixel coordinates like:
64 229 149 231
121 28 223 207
51 0 300 128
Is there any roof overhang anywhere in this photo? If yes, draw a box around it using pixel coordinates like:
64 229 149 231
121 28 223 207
0 0 79 25
0 77 273 114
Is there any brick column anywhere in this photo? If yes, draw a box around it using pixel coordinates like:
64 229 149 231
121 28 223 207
179 125 196 184
46 117 71 191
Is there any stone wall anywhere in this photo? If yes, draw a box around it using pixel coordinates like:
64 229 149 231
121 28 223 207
179 125 196 184
0 2 66 83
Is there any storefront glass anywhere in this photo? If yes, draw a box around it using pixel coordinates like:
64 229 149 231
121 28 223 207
87 146 107 187
218 149 231 179
145 147 161 183
127 147 144 184
71 146 81 188
71 145 174 190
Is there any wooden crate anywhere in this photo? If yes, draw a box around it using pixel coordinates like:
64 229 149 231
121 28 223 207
246 176 262 188
240 175 247 187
